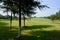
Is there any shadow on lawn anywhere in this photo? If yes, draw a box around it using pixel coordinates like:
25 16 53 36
1 21 60 40
0 21 18 40
22 25 60 40
22 30 60 40
22 25 53 30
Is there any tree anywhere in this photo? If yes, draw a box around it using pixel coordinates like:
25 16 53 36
0 0 18 29
56 10 60 20
0 0 48 39
22 11 35 27
3 6 9 19
50 10 60 22
21 0 49 28
50 14 57 22
0 2 13 29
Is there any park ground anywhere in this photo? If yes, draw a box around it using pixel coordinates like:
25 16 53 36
0 18 60 40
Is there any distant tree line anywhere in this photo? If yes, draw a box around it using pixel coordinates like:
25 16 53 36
0 14 18 20
46 10 60 21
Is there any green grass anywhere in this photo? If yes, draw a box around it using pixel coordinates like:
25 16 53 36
0 20 18 40
0 18 60 40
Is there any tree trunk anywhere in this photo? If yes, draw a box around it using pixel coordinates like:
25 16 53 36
17 2 22 40
10 12 12 29
7 11 8 19
13 13 15 19
24 17 25 27
16 0 22 40
18 11 21 40
23 15 26 27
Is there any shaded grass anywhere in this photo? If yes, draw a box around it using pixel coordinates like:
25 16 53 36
0 18 60 40
0 20 18 40
22 24 60 40
22 18 60 40
22 25 53 30
22 30 60 40
22 25 57 40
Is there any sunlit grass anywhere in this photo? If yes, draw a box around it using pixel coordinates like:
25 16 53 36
0 18 60 40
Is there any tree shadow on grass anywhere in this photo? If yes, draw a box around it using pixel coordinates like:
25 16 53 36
0 21 18 40
22 25 60 40
22 30 60 40
22 25 53 30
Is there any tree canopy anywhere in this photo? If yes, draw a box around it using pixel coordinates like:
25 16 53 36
0 0 48 39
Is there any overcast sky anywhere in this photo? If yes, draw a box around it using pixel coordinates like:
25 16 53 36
34 0 60 17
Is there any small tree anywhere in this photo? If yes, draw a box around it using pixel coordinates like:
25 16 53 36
56 10 60 20
50 14 57 22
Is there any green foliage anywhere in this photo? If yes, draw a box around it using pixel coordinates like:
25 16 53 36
0 15 18 20
0 20 18 39
50 14 57 21
48 10 60 21
0 0 48 39
0 0 48 17
56 10 60 20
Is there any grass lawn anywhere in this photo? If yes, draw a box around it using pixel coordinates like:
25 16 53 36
0 18 60 40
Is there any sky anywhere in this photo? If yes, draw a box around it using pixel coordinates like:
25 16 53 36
34 0 60 17
0 0 60 17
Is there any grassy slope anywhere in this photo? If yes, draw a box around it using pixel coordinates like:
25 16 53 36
22 18 60 40
0 18 60 40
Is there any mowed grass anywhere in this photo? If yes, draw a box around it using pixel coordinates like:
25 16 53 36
0 18 60 40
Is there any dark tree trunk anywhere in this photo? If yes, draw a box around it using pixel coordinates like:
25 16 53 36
18 11 21 40
13 13 15 18
10 12 12 29
17 1 22 40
